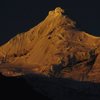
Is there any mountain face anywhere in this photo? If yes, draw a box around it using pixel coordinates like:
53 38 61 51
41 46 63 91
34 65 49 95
0 7 100 82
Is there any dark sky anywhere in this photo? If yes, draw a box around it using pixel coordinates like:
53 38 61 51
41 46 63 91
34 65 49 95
0 0 100 45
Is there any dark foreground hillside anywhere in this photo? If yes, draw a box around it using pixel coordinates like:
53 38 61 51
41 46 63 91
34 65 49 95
26 74 100 100
0 73 100 100
0 74 50 100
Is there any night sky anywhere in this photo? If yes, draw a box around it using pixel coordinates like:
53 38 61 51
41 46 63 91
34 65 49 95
0 0 100 45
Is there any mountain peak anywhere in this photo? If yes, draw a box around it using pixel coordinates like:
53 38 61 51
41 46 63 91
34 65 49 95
0 7 100 83
48 7 64 16
45 7 75 30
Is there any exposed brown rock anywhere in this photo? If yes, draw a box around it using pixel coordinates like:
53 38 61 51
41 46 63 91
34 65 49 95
0 7 100 83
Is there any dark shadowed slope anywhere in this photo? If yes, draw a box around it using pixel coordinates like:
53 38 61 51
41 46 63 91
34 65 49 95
25 74 100 100
0 74 50 100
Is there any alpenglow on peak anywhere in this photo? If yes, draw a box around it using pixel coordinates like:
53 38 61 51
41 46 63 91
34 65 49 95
49 7 64 16
0 7 100 83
